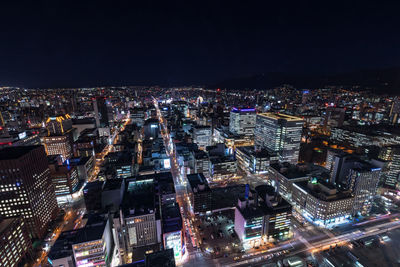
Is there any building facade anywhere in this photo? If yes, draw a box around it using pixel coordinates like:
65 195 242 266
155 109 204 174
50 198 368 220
0 146 58 238
254 113 303 164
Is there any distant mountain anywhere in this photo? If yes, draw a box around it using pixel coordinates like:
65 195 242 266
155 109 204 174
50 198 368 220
210 68 400 95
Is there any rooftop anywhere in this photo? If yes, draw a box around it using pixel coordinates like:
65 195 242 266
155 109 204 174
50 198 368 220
187 173 211 192
0 145 43 160
258 112 303 122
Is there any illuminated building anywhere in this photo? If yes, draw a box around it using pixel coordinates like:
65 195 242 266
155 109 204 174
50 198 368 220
213 127 254 153
120 178 161 258
162 202 184 263
0 145 58 238
186 173 212 214
269 162 313 201
229 107 257 136
209 155 237 181
292 179 353 227
64 156 95 181
46 114 72 135
171 100 189 118
254 113 304 164
72 215 114 267
143 118 160 140
74 128 98 157
324 107 345 129
330 125 400 149
44 134 73 162
192 150 210 177
193 125 212 150
234 185 291 248
236 146 278 174
347 161 382 216
48 156 80 206
0 216 32 267
130 107 146 126
389 97 400 125
379 145 400 189
105 152 133 178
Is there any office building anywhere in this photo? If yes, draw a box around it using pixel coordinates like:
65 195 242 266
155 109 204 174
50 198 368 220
93 96 111 128
269 162 312 201
389 97 400 125
46 114 73 136
234 185 291 248
162 202 184 263
229 107 257 136
330 125 400 149
44 133 74 162
292 179 354 227
347 161 382 216
192 149 210 176
83 181 104 213
0 145 58 238
254 113 304 164
130 107 146 127
186 173 212 214
379 145 400 189
48 157 80 206
0 216 32 267
102 179 125 212
143 119 160 140
209 155 237 182
236 146 278 174
120 178 162 257
72 215 114 267
192 125 212 150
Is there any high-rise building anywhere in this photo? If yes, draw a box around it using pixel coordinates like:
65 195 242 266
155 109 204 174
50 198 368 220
44 134 73 162
389 97 400 125
292 178 353 227
229 107 257 136
93 96 111 128
48 157 80 206
186 173 212 215
72 215 113 267
379 145 400 189
234 185 291 248
0 146 58 238
192 125 212 150
254 113 304 164
0 216 32 267
46 114 73 135
346 161 382 216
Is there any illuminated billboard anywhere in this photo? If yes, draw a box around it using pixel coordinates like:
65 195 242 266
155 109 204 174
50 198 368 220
164 230 184 261
163 158 171 169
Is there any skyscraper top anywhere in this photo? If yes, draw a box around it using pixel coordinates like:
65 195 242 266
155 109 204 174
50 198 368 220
0 145 43 160
258 112 303 122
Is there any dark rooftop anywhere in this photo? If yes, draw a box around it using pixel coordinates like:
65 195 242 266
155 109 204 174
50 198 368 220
0 145 43 160
187 173 211 192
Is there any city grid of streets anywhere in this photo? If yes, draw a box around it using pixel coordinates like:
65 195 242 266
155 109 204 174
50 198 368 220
153 97 400 267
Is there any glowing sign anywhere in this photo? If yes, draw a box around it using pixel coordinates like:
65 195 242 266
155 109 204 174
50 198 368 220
164 231 183 261
164 158 171 169
18 132 26 139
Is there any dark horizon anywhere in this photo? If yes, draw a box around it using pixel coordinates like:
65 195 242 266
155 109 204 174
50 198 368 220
0 0 399 88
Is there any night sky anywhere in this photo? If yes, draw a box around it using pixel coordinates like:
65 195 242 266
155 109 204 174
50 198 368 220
0 0 399 88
